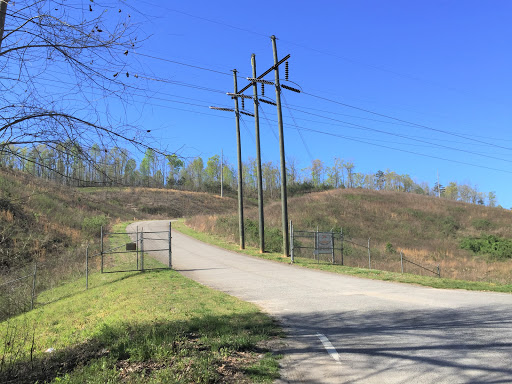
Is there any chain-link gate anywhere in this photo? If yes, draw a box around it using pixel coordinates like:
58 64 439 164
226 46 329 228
100 223 172 273
290 225 343 265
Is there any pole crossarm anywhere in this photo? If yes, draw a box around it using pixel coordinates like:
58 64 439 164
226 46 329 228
237 54 291 94
209 106 235 112
281 84 301 93
246 78 275 85
209 106 253 117
259 98 277 106
227 92 254 99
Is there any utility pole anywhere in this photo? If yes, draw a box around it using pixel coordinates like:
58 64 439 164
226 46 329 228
211 36 299 255
251 54 265 253
233 70 245 249
209 80 254 249
271 35 289 257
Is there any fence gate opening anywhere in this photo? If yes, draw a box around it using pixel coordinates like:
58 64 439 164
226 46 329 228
100 223 172 273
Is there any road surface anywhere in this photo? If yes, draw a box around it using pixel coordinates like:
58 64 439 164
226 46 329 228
127 220 512 383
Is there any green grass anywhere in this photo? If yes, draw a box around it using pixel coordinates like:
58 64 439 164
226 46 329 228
174 220 512 294
0 222 282 383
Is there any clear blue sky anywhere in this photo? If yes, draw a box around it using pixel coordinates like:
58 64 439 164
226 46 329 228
120 0 511 207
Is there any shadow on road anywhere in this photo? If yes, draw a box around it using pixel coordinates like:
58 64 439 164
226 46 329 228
276 305 512 383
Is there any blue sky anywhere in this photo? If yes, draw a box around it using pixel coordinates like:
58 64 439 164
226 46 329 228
120 1 511 207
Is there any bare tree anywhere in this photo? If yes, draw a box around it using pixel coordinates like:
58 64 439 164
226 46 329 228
0 0 154 182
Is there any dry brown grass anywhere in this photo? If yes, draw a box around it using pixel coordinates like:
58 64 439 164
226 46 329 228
187 188 512 284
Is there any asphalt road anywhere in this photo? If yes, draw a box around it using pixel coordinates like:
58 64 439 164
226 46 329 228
127 220 512 383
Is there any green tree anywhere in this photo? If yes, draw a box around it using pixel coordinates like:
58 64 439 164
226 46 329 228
166 154 184 187
488 191 497 207
306 159 324 187
205 155 220 183
444 182 458 200
140 148 155 186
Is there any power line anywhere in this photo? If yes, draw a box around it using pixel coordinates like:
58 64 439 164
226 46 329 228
293 125 512 175
131 51 233 77
285 104 512 165
303 92 512 151
281 92 313 162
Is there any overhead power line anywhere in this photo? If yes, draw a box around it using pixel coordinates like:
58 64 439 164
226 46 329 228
303 92 512 152
285 104 512 165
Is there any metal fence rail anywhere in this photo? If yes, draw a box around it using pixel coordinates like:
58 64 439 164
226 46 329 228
100 223 172 274
400 251 440 277
290 223 441 278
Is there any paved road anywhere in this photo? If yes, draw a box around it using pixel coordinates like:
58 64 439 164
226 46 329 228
127 220 512 383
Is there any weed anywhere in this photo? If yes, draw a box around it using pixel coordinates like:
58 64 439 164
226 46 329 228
472 219 493 231
385 242 396 254
81 215 109 237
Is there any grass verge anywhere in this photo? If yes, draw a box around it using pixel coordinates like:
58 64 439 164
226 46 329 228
174 220 512 294
0 222 282 383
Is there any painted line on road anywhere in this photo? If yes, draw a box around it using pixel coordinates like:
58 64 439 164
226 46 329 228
316 333 341 363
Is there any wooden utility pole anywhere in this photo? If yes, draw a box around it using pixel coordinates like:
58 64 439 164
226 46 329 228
233 70 245 249
271 35 289 257
251 54 265 253
211 36 299 255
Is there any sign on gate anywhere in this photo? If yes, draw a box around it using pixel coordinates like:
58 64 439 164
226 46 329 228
315 232 334 255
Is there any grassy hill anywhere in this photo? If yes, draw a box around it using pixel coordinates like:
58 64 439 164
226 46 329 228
0 225 281 383
0 172 278 383
187 188 512 284
0 168 238 319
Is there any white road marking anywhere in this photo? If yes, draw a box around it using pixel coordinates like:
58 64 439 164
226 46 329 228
316 333 341 363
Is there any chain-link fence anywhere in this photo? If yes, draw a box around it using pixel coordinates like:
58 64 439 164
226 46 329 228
0 245 98 321
0 223 174 322
100 224 172 274
290 223 440 278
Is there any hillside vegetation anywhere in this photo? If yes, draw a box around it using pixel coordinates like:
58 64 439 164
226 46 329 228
0 168 237 319
0 224 280 383
187 188 512 283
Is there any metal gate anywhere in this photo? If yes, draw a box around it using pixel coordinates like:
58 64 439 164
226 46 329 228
290 225 343 265
100 223 172 273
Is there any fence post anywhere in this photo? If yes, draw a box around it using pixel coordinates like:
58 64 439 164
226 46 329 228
100 226 104 274
400 251 404 274
31 262 37 310
168 221 172 269
437 265 441 278
136 226 139 271
141 228 145 272
86 245 89 290
290 221 294 263
340 228 344 266
331 229 335 265
368 238 371 270
316 226 319 263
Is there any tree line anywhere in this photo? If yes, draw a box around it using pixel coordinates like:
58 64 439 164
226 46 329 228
0 143 499 207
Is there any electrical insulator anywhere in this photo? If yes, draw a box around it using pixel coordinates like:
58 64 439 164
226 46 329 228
285 61 289 81
242 98 245 109
261 83 265 96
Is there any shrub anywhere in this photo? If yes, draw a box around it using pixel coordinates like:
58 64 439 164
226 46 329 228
460 235 512 259
82 215 109 236
385 242 396 254
440 216 459 237
472 219 493 230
